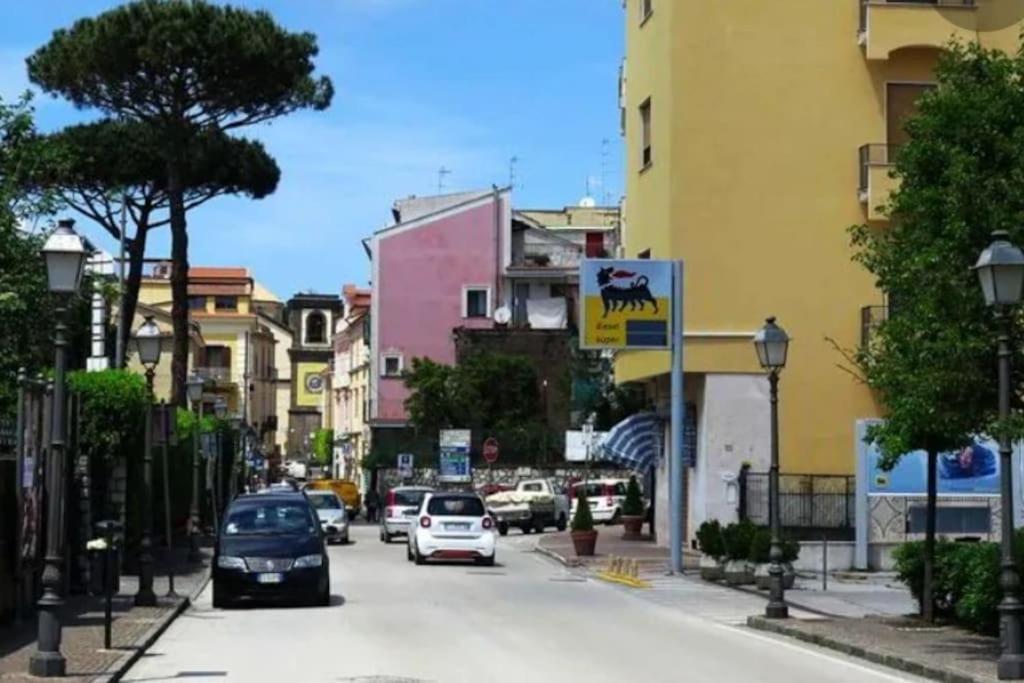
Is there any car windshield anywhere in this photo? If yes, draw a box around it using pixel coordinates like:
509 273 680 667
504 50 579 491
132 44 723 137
224 501 316 536
427 496 485 517
307 494 342 511
394 489 428 506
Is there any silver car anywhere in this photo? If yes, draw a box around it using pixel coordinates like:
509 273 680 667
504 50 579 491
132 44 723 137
380 486 433 543
305 490 349 544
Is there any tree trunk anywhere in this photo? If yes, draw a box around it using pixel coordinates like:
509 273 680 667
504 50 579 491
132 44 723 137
167 161 189 407
923 448 937 622
117 222 150 361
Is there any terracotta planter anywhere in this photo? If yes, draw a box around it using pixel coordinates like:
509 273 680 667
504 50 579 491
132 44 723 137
699 556 723 581
571 529 598 557
621 515 644 539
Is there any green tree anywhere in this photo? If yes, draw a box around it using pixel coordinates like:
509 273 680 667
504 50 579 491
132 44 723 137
28 0 332 404
848 41 1024 621
29 120 280 360
312 428 334 467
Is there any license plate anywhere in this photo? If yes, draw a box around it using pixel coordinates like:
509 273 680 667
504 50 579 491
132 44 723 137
257 572 283 584
445 522 470 530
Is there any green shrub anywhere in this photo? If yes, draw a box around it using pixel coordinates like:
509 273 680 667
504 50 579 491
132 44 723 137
748 527 771 564
571 490 595 532
722 520 756 561
622 475 644 516
68 369 147 464
696 520 725 560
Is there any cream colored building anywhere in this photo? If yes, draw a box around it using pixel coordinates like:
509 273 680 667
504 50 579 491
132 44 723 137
330 285 371 488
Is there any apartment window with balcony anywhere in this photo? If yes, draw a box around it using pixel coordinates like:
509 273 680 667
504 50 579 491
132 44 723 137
463 286 491 318
214 295 237 311
887 82 935 148
639 98 652 170
188 296 207 311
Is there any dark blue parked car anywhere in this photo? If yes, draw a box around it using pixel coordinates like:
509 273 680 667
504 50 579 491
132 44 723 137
212 492 330 608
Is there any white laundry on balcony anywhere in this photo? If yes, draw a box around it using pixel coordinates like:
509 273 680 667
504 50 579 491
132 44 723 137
526 297 567 330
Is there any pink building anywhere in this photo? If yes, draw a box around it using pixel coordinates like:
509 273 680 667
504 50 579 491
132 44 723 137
367 189 511 426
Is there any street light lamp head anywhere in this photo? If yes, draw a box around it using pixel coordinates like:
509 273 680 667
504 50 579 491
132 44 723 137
214 397 227 420
42 219 88 294
229 414 243 430
186 373 204 404
134 315 162 369
975 231 1024 308
754 316 789 372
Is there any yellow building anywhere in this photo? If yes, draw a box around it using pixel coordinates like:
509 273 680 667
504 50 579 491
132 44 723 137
137 265 279 456
123 302 205 402
618 0 1024 538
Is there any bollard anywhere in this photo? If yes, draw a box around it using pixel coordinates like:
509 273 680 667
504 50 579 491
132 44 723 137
630 559 639 579
95 520 123 650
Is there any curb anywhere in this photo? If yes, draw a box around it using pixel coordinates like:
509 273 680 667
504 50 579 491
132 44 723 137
747 616 990 683
534 545 582 568
92 565 211 683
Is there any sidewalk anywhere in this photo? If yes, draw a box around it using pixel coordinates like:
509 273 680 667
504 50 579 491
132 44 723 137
535 529 701 570
0 545 210 682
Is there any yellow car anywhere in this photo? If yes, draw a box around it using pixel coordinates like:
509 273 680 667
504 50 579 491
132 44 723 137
305 479 362 518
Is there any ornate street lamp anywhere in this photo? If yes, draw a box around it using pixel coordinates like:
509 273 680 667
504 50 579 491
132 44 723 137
975 231 1024 680
131 315 162 607
186 372 204 562
753 316 790 620
30 219 87 677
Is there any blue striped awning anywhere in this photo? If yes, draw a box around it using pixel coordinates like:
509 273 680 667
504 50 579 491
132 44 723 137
595 412 662 472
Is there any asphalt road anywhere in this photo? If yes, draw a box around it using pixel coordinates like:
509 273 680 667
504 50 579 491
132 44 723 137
123 524 923 683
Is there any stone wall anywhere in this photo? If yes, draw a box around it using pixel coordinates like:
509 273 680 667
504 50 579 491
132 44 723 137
377 466 634 493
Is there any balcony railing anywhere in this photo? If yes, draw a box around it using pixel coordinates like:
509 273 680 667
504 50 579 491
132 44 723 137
859 144 902 220
194 366 232 383
859 0 977 60
860 305 889 349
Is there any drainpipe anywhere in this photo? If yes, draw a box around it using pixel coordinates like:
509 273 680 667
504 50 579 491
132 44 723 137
493 185 502 312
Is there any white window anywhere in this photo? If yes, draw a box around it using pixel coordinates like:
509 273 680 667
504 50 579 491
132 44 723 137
381 353 403 377
463 286 491 319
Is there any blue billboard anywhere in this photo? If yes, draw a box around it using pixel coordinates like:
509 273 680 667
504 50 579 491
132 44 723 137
867 439 1001 495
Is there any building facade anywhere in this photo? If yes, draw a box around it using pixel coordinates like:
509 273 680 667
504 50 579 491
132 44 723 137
329 285 371 486
617 0 1024 542
286 293 343 457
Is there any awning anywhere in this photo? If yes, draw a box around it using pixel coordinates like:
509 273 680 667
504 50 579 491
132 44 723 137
595 412 662 472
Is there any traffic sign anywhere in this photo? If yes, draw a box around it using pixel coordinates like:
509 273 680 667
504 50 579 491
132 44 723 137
397 452 414 479
482 437 499 464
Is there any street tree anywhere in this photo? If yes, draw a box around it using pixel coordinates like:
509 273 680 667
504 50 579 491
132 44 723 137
849 41 1024 621
31 119 280 358
27 0 332 404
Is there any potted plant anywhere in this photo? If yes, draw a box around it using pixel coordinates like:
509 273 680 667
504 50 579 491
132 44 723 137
696 520 725 581
722 520 756 585
570 489 598 556
782 534 800 589
620 476 645 539
749 527 772 590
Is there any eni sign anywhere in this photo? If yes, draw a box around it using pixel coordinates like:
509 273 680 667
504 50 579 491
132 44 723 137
579 259 675 350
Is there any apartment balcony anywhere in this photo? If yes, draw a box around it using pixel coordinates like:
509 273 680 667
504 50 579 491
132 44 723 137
194 366 234 384
858 144 900 221
860 305 889 349
859 0 977 61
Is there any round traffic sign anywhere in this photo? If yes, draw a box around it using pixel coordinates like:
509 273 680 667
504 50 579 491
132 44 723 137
482 437 499 464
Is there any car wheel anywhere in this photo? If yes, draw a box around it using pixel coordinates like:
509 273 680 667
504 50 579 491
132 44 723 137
498 522 509 537
407 544 414 561
414 543 426 565
476 554 495 567
521 524 532 534
212 581 232 609
533 517 546 534
556 513 567 532
383 533 393 544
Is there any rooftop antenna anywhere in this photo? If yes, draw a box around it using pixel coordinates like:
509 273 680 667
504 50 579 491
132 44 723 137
509 156 519 190
438 166 452 194
600 138 611 205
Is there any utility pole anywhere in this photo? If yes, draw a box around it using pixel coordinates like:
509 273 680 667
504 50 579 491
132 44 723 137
438 166 451 194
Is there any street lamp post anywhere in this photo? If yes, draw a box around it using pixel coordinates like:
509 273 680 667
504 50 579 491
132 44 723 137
212 398 227 534
30 219 87 677
186 373 204 562
132 315 162 607
754 316 790 620
975 232 1024 680
229 414 243 499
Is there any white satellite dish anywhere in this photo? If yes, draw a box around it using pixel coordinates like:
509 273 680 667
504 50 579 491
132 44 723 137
493 306 512 325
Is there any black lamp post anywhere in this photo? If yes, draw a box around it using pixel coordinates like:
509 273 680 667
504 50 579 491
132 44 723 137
30 219 87 677
753 316 790 620
975 231 1024 680
229 414 243 499
132 315 161 607
186 372 204 562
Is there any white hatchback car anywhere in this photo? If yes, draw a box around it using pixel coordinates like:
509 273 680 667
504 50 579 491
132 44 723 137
570 479 631 525
408 492 497 566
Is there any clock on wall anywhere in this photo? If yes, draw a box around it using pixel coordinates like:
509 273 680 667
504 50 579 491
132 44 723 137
305 373 324 393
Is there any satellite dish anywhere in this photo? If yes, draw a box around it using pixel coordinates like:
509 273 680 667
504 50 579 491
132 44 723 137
494 306 512 325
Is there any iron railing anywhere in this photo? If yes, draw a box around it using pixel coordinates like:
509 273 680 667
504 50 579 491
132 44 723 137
194 366 232 382
858 143 899 195
739 470 855 533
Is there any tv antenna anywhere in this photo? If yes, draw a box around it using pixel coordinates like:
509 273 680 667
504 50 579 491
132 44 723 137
438 166 452 194
509 156 519 189
600 138 611 205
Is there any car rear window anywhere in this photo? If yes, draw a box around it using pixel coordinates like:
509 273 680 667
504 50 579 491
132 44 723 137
394 490 428 506
307 494 342 510
224 501 316 536
427 496 485 517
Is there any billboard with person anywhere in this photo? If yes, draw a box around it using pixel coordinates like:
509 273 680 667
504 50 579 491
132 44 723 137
866 439 1001 495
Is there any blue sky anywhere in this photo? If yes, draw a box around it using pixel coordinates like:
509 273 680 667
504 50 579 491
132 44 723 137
0 0 624 299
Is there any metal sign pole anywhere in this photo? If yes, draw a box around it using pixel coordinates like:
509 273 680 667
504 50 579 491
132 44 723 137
669 260 685 575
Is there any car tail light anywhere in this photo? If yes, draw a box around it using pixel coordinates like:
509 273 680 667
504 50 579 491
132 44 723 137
385 490 396 506
606 496 614 507
420 515 431 528
482 516 493 530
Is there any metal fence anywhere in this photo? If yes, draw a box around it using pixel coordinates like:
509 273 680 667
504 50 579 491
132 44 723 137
739 470 855 537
